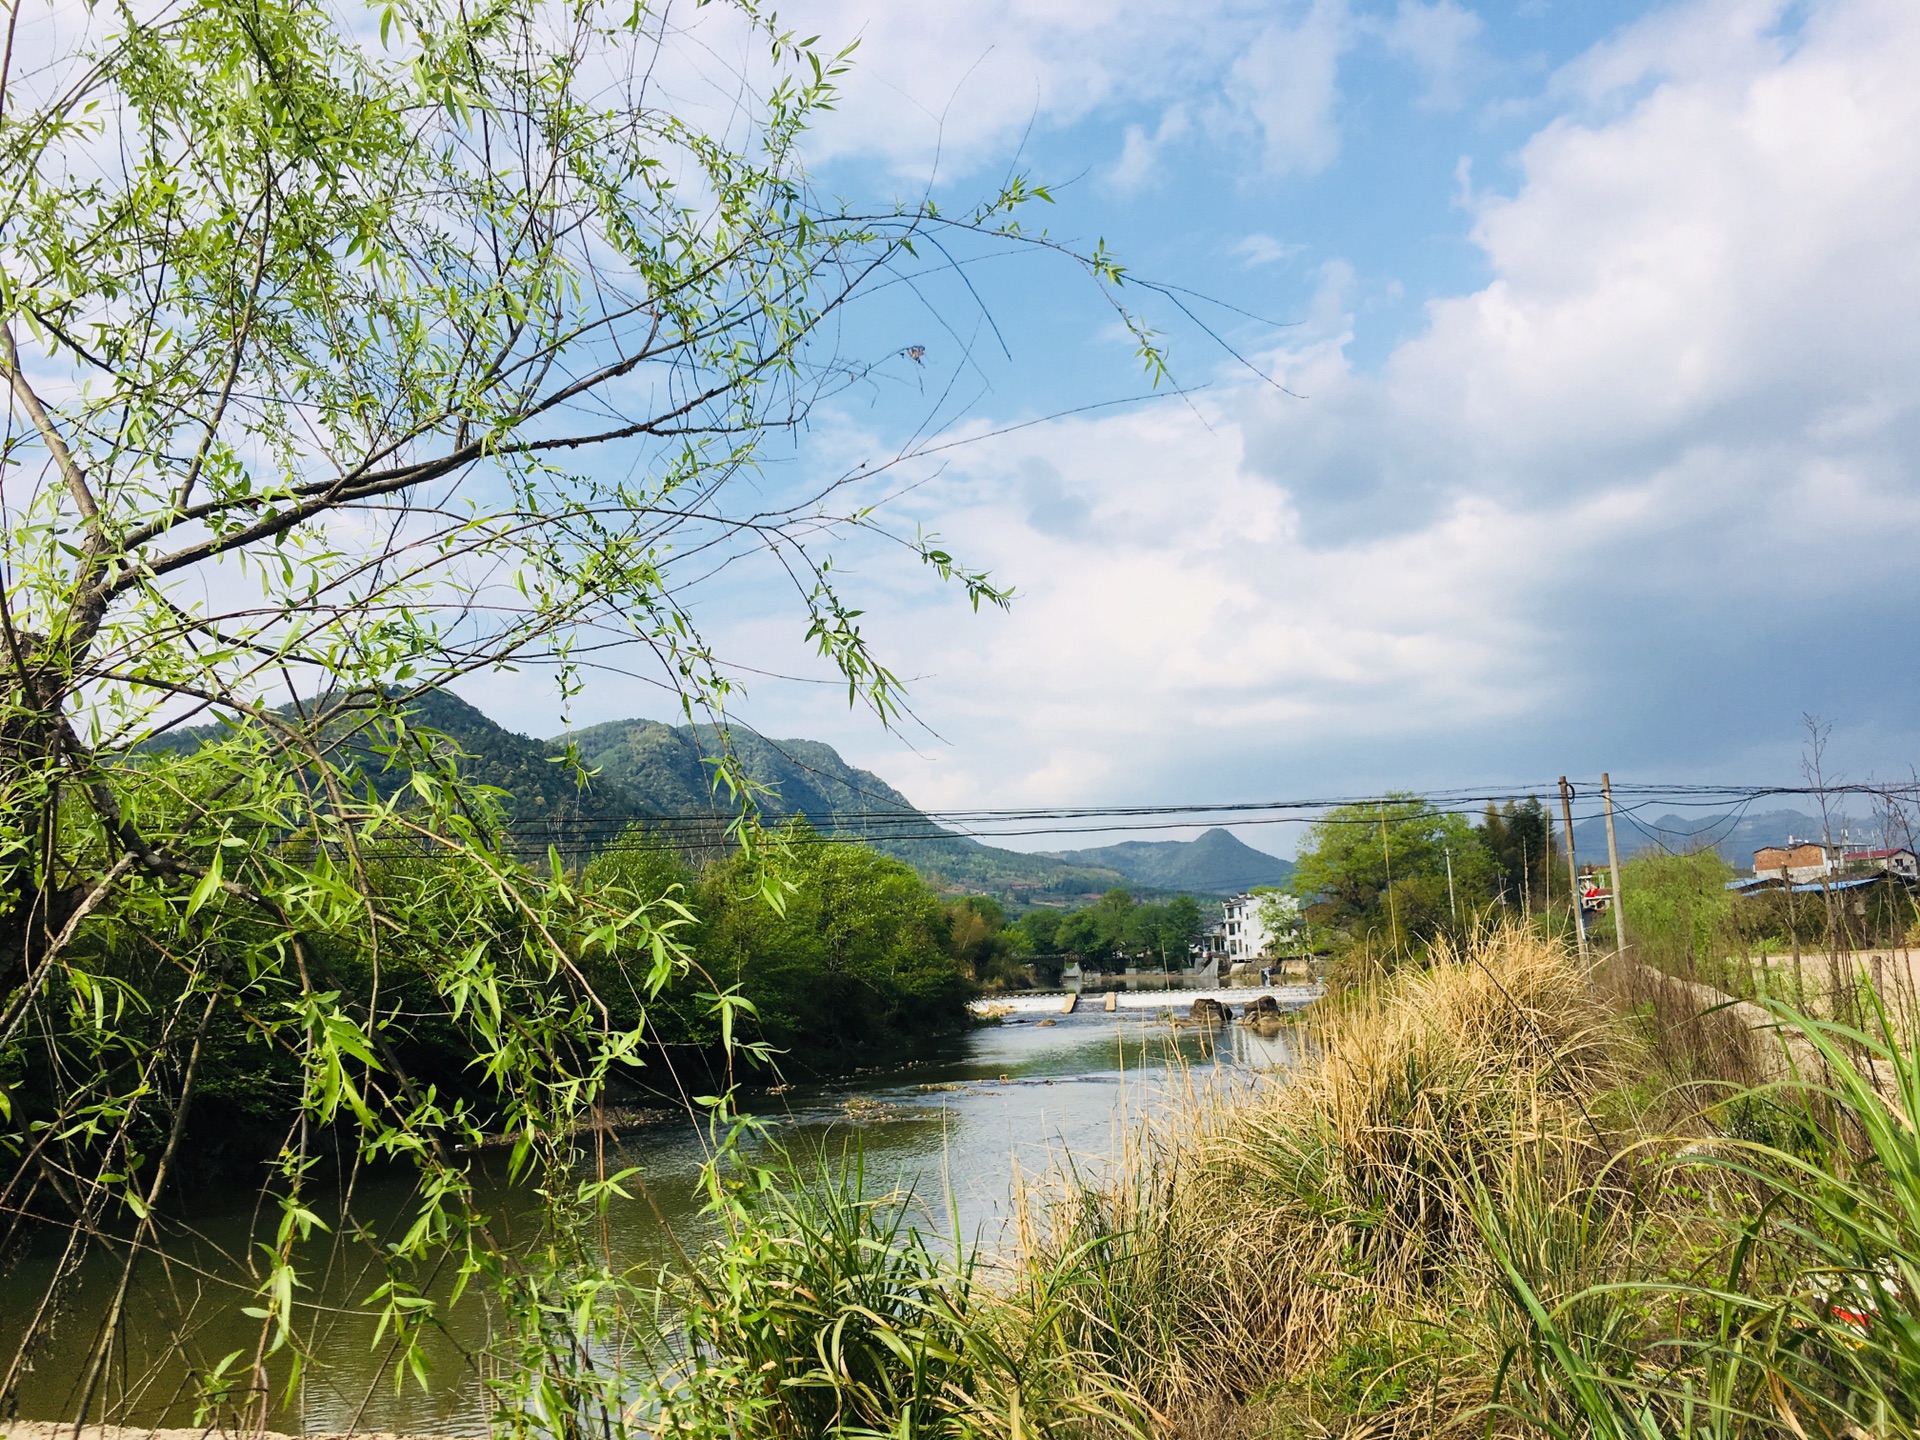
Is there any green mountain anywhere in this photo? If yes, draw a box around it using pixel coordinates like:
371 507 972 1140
557 714 1126 902
145 691 1268 905
403 690 642 841
222 692 1119 900
139 689 641 851
1042 828 1294 895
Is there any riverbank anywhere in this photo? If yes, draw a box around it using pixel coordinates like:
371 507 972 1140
965 928 1920 1437
987 926 1629 1436
15 934 1915 1437
0 988 1318 1435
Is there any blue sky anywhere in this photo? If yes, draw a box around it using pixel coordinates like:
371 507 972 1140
463 0 1920 857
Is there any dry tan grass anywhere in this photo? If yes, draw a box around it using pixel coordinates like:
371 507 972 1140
1009 927 1648 1439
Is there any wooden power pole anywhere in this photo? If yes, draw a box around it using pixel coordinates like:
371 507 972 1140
1602 772 1628 960
1559 776 1589 960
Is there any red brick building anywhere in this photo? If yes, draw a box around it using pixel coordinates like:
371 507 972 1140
1752 842 1831 883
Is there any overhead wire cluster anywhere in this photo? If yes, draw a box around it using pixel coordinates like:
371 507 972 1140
388 777 1920 863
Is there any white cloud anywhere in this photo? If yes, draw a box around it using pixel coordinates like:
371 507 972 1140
1396 0 1920 487
1223 0 1353 176
720 399 1558 812
1378 0 1485 109
795 0 1920 805
476 0 1920 815
1107 105 1191 193
768 0 1361 184
1232 233 1308 267
776 0 1255 179
1216 0 1920 534
1555 0 1792 106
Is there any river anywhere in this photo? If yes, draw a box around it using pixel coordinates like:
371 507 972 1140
1 985 1315 1433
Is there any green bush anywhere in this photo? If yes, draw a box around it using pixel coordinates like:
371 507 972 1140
1620 849 1738 985
683 831 976 1066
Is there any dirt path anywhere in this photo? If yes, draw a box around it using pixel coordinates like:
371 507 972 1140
1744 945 1920 1017
1628 956 1906 1093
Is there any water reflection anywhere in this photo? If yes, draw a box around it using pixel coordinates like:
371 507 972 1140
1 988 1314 1432
1228 1017 1307 1072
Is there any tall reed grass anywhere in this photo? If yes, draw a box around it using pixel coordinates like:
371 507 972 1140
638 1148 1152 1439
634 927 1920 1439
1004 926 1646 1437
1491 988 1920 1440
999 928 1920 1437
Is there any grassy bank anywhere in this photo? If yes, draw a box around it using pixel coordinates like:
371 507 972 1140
639 927 1920 1439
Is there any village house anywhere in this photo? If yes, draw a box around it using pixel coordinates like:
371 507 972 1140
1192 920 1227 966
1839 844 1920 879
1192 892 1305 962
1752 840 1835 884
1751 838 1920 884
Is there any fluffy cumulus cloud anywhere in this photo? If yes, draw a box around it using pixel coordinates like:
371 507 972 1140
471 0 1920 823
816 405 1560 810
772 0 1356 182
1237 0 1920 566
787 0 1920 809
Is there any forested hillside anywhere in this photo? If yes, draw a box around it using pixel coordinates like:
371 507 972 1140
139 689 639 853
143 692 1288 902
563 714 1130 899
1043 826 1293 893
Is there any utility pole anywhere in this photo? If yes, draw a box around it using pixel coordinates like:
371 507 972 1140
1445 846 1459 929
1559 776 1589 960
1381 808 1400 969
1602 772 1627 960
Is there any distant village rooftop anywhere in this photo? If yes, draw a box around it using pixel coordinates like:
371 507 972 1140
1743 837 1918 887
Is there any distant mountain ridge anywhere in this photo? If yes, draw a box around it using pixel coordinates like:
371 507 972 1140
1568 806 1885 870
1041 828 1294 894
559 720 1291 896
139 691 1290 901
557 713 1131 899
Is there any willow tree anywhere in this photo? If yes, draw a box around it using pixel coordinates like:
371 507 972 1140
0 0 1139 1424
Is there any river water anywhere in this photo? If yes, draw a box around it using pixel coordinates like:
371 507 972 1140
2 986 1315 1433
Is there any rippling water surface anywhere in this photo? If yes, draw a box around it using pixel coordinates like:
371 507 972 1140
3 986 1315 1432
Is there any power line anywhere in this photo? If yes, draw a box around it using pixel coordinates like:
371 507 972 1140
420 779 1920 836
186 778 1920 865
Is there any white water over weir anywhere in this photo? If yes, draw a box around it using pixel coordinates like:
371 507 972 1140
970 985 1320 1018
